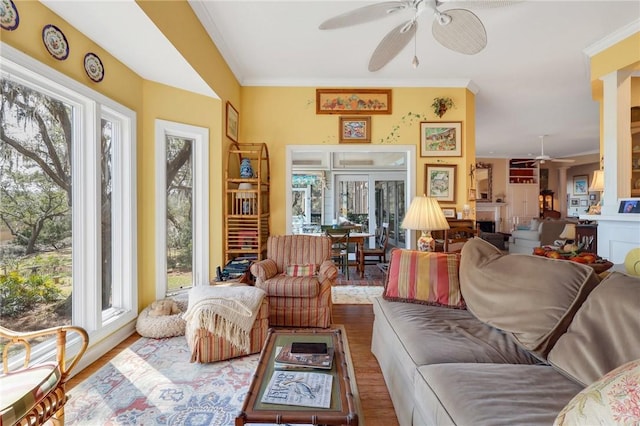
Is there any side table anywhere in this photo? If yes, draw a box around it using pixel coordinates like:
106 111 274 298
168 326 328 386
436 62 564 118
576 224 597 252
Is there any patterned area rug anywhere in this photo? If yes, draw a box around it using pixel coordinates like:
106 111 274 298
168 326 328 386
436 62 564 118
66 337 259 425
332 286 384 304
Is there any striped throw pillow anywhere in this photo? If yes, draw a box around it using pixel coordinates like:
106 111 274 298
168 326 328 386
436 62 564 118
285 264 317 277
383 249 464 309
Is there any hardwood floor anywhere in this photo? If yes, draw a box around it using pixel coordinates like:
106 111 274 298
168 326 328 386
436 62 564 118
333 304 399 426
68 303 400 426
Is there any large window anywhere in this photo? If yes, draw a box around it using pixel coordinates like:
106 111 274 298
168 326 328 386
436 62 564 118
0 44 136 342
155 120 209 298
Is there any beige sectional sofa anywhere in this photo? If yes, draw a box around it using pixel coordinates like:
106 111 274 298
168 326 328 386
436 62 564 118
372 239 640 425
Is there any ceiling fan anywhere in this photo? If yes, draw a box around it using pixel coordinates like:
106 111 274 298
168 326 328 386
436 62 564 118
319 0 514 72
514 136 576 165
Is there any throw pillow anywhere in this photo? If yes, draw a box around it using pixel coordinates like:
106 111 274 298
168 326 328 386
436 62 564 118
548 271 640 386
383 249 464 309
285 263 317 277
554 359 640 426
459 238 601 360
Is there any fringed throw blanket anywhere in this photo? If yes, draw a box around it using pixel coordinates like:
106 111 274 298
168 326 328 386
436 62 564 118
183 285 266 353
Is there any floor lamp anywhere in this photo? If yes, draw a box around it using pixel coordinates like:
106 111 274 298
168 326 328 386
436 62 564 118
401 195 450 251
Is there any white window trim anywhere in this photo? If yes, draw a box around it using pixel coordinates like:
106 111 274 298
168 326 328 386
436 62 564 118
1 43 137 345
155 119 209 298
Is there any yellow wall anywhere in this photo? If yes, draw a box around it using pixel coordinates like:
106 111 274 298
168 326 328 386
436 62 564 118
240 87 475 234
4 0 475 308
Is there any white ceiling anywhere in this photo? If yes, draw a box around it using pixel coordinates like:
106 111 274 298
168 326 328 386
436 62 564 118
42 1 640 159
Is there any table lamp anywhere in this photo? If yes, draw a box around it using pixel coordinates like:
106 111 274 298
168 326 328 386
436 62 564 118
559 223 576 243
401 195 450 251
588 170 604 215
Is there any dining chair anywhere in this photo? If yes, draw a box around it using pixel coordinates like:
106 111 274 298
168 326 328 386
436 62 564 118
363 223 389 265
325 228 351 280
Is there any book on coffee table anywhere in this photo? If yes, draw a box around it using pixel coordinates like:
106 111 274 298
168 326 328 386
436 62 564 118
274 344 334 370
261 371 333 408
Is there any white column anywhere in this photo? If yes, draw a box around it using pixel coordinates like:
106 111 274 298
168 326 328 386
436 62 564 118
557 167 568 217
601 70 633 215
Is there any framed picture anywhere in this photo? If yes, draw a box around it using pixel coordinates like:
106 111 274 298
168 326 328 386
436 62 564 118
316 89 392 114
570 198 579 207
573 175 588 195
441 207 456 218
425 164 457 202
226 101 239 142
468 188 477 201
618 199 640 213
420 122 462 157
589 194 596 201
580 199 588 207
339 116 371 143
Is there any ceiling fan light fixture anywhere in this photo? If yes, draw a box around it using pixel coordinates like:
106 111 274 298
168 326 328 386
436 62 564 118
436 11 452 26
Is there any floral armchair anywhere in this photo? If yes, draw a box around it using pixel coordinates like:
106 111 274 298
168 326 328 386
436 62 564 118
250 234 338 327
0 325 89 426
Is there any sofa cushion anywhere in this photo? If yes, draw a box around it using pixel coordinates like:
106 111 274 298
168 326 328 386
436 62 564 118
554 358 640 426
0 362 62 426
415 363 584 426
548 272 640 386
459 238 600 359
285 263 316 277
372 297 538 385
383 249 464 309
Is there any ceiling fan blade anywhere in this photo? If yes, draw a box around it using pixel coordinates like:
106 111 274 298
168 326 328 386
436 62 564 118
550 158 576 163
368 20 417 72
431 8 487 55
319 1 411 30
438 0 523 9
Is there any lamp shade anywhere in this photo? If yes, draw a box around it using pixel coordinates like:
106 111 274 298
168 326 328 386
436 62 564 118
589 170 604 192
401 195 450 232
559 223 576 240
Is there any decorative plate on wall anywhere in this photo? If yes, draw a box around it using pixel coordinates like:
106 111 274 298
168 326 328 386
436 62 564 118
84 53 104 82
0 0 19 31
42 24 69 60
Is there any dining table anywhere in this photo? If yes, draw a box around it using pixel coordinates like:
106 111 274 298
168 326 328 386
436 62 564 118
303 231 374 278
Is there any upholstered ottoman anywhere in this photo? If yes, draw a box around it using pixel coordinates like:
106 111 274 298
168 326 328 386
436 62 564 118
185 289 269 363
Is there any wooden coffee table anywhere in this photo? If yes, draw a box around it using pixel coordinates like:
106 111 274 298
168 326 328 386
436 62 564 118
235 327 359 425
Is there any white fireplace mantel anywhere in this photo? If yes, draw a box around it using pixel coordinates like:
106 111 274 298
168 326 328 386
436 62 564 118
476 202 507 232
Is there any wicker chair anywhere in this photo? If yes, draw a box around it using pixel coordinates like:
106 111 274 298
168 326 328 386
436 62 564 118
250 234 338 327
0 325 89 426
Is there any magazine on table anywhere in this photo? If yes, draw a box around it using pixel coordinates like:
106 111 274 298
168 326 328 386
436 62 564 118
261 371 333 409
274 344 334 370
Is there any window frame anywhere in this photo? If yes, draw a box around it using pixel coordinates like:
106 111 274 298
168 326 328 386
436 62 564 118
1 43 137 345
154 119 209 298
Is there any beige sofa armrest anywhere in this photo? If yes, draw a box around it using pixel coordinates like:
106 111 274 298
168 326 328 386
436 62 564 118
250 259 278 282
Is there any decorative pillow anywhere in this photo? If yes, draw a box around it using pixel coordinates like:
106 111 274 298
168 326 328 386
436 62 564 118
548 271 640 386
529 218 541 231
285 263 317 277
459 238 601 359
516 224 530 230
383 249 464 309
554 359 640 426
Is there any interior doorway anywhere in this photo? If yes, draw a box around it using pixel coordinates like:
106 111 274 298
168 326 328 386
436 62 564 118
286 145 417 248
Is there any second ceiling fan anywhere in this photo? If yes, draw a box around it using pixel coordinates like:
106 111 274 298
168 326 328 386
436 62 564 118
515 136 576 165
319 0 512 72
